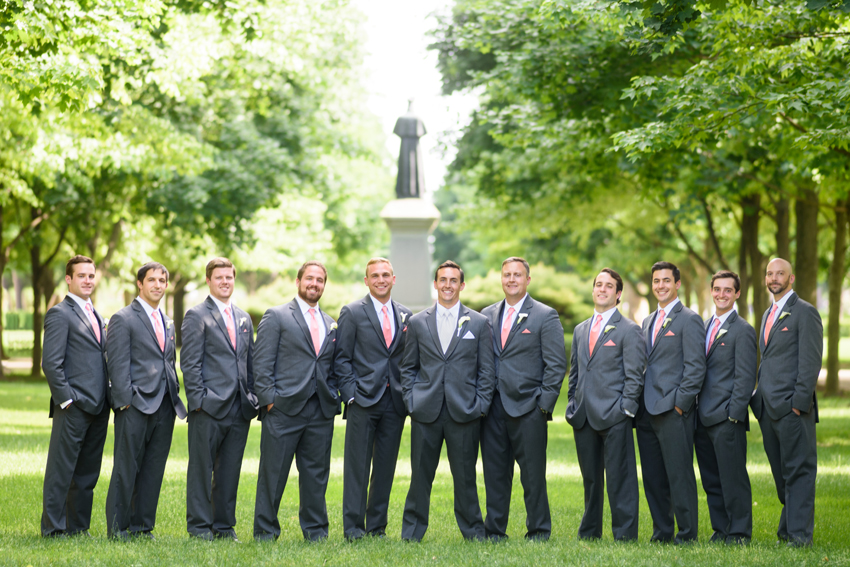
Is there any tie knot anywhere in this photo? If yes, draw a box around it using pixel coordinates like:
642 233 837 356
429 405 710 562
714 318 721 329
596 314 602 324
382 305 388 315
507 307 515 316
85 303 93 313
224 306 231 316
309 308 315 315
659 309 665 319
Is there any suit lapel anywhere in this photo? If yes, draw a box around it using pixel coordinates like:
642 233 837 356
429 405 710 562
488 301 503 353
133 300 161 352
589 309 620 362
650 302 681 355
502 296 533 352
207 297 236 354
316 311 336 357
162 313 174 359
289 299 316 353
362 295 389 350
425 307 444 359
66 296 101 344
444 305 468 359
765 294 796 349
707 311 736 357
388 300 405 352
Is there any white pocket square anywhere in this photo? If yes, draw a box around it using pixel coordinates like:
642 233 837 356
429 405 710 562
462 331 475 339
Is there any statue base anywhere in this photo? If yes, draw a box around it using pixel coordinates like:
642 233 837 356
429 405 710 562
380 198 441 312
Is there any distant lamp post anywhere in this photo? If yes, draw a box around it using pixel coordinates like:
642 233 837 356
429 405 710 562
380 100 441 310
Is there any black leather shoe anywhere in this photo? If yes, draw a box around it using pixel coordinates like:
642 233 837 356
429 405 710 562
191 532 214 542
725 536 750 546
709 531 725 543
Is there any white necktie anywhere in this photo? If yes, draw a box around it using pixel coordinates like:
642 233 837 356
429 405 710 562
439 311 453 353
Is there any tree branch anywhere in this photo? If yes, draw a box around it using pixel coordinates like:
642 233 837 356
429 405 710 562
701 196 730 269
779 112 850 159
671 220 715 274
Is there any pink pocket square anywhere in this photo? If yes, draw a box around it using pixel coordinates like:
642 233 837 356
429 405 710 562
720 342 725 346
664 330 675 336
781 327 789 331
603 340 616 346
403 326 408 332
333 338 336 342
521 329 531 334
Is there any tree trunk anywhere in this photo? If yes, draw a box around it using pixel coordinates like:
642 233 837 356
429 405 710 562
794 188 819 305
737 225 750 319
825 196 849 396
776 197 791 259
30 242 43 379
743 194 768 331
172 277 189 348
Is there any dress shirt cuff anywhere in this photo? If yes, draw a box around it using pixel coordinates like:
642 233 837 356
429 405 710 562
348 397 354 404
623 409 635 418
60 399 73 409
728 416 738 423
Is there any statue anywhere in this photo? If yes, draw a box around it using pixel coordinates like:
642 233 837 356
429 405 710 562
393 100 426 199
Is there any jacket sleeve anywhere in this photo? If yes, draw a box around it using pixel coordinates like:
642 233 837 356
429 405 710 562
105 310 133 409
334 305 357 402
42 307 73 405
621 323 646 416
475 319 496 416
674 311 707 412
253 309 281 407
794 303 823 413
180 308 205 412
538 308 567 413
400 320 420 413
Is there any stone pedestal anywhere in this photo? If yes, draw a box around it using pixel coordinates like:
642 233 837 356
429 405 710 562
381 198 441 311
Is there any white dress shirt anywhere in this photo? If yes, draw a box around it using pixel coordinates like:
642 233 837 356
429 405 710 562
500 294 528 331
295 295 326 350
652 297 680 340
210 295 238 330
369 294 395 338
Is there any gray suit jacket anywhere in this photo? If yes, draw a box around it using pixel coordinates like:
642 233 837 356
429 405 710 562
641 301 706 415
567 309 645 430
106 300 188 419
253 298 340 419
699 311 757 428
752 293 822 421
42 295 108 417
400 303 496 424
481 295 567 416
180 296 259 421
334 294 413 416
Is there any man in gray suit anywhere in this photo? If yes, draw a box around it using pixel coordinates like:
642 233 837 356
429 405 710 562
336 258 412 541
253 261 340 542
400 260 496 542
41 255 109 537
182 257 259 541
567 268 645 541
636 261 705 543
480 257 566 541
752 258 822 547
695 270 756 545
105 262 188 539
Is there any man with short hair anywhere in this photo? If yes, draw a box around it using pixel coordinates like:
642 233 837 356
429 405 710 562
41 255 109 538
253 261 340 542
695 270 756 545
480 257 567 541
752 258 822 547
400 260 495 542
636 261 705 543
105 262 188 539
336 258 413 541
567 268 645 541
182 257 259 541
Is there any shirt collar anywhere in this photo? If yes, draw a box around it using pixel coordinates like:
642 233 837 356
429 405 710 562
772 290 795 313
135 296 161 319
209 294 233 313
657 297 680 316
592 305 619 331
436 301 461 320
66 292 93 312
711 307 736 328
369 293 392 314
294 294 320 316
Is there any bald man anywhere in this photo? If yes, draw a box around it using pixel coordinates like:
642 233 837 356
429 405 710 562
751 258 822 547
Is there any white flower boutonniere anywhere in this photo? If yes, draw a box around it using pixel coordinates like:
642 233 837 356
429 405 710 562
716 329 728 340
330 322 338 331
661 317 672 329
239 317 247 326
778 311 790 320
401 312 407 323
517 313 528 324
166 320 173 330
604 325 616 334
457 316 471 337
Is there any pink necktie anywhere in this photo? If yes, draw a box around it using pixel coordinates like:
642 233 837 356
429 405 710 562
308 308 321 355
152 311 165 351
381 305 392 348
707 318 721 354
764 304 777 344
501 307 515 349
588 314 602 356
652 309 666 346
85 303 100 343
224 306 236 350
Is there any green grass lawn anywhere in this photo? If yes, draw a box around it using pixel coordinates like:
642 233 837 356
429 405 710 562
1 383 849 566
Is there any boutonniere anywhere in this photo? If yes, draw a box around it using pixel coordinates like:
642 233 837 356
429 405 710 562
778 311 790 320
401 312 407 323
457 315 471 337
166 320 173 330
716 329 728 339
516 313 528 324
661 317 672 329
239 316 247 326
604 325 616 334
330 322 338 331
103 318 110 329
